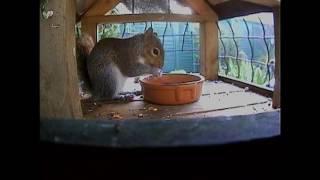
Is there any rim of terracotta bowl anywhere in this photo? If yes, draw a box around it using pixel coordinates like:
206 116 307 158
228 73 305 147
139 73 205 86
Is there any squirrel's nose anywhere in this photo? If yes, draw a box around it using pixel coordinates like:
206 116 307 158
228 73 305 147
157 60 164 68
153 62 161 68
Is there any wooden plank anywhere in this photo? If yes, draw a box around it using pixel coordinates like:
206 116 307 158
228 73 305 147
81 14 210 24
83 91 270 120
272 7 280 108
82 80 271 120
207 0 280 7
207 0 229 6
211 0 273 20
76 0 98 22
242 0 280 7
81 19 97 42
182 101 276 119
218 75 273 97
76 0 97 15
185 0 218 18
40 0 82 119
200 21 219 80
84 0 119 16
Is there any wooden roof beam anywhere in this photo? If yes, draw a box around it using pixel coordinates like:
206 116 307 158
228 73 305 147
207 0 280 7
185 0 218 20
207 0 229 6
82 14 211 24
84 0 120 17
241 0 280 7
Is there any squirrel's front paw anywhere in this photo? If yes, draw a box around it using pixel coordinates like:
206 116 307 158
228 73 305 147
134 77 140 83
151 67 163 77
113 94 135 102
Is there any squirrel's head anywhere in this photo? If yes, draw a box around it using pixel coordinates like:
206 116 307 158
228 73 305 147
142 27 164 69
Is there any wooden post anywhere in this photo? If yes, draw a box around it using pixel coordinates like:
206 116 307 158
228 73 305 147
40 0 82 119
200 23 206 77
200 21 219 80
272 7 280 108
185 0 219 80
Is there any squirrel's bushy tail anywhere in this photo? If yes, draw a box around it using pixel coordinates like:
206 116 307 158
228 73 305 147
77 33 95 57
76 33 95 98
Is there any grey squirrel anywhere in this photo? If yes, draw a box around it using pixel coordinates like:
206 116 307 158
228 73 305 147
76 27 164 101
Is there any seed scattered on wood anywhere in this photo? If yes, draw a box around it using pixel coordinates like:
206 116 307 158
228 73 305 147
112 114 122 119
109 112 122 119
147 107 159 111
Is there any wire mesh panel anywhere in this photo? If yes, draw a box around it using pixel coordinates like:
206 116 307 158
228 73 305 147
217 13 275 90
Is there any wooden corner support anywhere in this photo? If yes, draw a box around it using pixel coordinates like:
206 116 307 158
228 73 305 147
185 0 219 80
40 0 83 119
200 20 219 80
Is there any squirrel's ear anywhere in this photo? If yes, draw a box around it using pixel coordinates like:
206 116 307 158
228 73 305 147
145 27 153 35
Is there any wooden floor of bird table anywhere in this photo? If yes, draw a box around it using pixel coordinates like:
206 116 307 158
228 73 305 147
81 76 278 120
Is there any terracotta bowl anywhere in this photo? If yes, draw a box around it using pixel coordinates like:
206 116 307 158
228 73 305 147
140 74 205 105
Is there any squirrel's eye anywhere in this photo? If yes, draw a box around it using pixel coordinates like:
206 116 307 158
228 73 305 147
152 48 160 57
